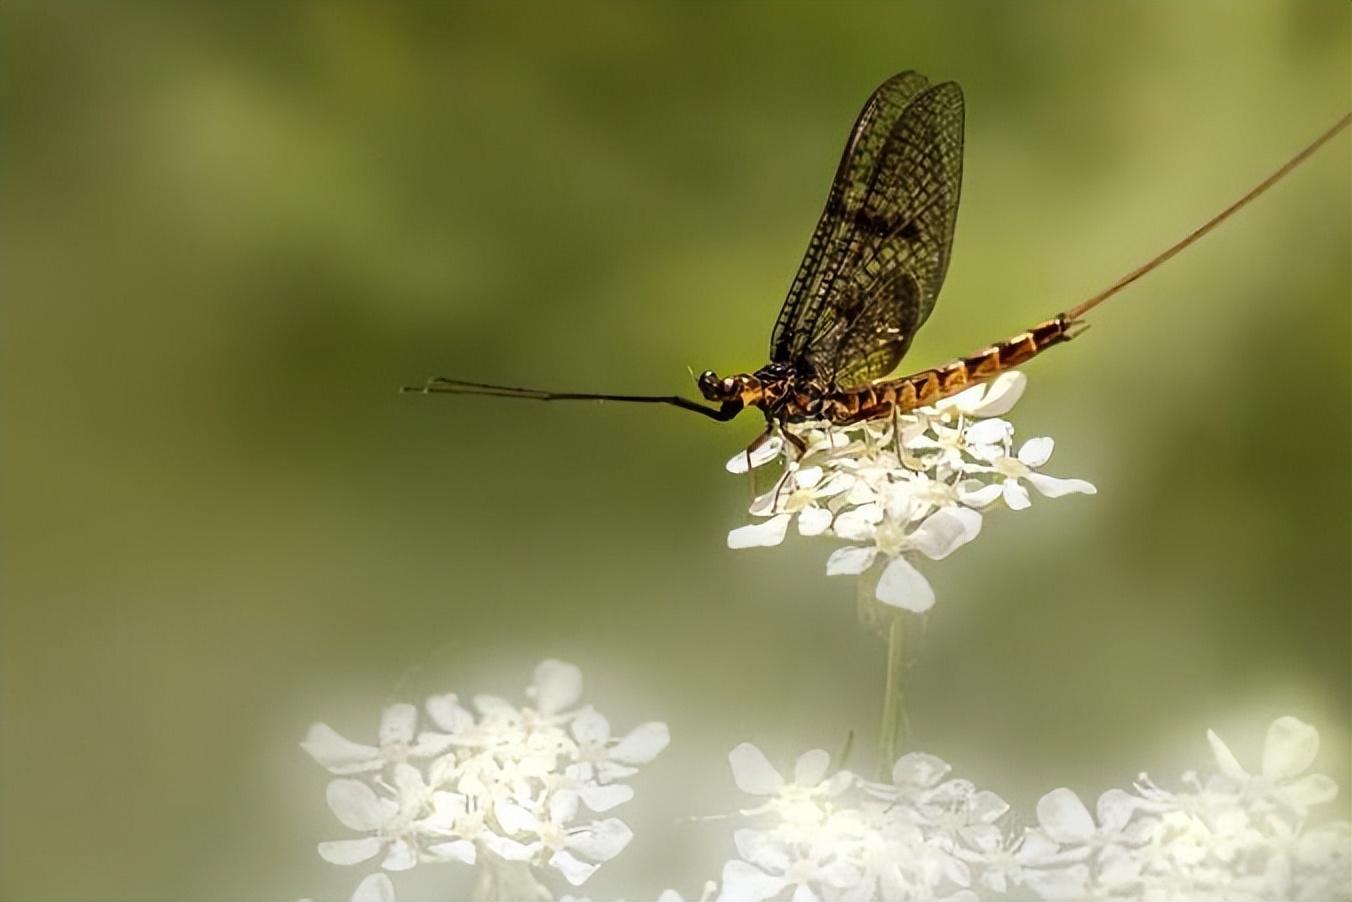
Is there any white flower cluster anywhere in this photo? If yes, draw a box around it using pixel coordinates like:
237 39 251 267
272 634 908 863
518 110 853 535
725 373 1096 612
998 715 1351 902
717 742 1007 901
299 660 669 902
558 889 713 902
711 717 1350 902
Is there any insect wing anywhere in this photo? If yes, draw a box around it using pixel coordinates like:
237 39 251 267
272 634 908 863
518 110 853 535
770 75 964 389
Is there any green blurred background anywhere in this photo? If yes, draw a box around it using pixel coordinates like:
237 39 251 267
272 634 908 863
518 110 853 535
3 3 1349 900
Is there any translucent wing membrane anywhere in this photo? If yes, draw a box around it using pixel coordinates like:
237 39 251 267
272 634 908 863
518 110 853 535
770 74 964 389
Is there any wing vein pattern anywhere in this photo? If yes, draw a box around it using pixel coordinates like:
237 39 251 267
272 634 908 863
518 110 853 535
769 72 964 390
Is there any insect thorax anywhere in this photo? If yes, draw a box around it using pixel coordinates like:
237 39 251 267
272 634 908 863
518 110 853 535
745 364 827 421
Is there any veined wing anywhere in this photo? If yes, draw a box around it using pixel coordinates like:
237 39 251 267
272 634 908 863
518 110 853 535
769 74 964 389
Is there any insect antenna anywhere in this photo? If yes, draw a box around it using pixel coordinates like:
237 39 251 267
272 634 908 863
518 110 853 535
403 377 557 399
402 377 738 421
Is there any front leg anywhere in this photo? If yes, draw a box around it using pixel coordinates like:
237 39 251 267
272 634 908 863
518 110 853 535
777 414 808 457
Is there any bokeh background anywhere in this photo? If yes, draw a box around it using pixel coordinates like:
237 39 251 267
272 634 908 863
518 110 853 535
3 3 1349 900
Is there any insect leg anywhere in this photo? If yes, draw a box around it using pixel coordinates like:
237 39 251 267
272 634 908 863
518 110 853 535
764 417 808 512
741 427 775 505
780 420 808 457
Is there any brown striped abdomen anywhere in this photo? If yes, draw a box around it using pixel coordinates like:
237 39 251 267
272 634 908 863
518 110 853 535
819 313 1078 424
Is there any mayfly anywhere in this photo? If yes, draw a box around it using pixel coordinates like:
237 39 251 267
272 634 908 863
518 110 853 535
405 72 1349 448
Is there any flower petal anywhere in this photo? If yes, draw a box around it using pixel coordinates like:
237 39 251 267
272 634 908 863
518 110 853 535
794 465 823 489
611 721 670 764
381 838 417 872
318 837 382 866
844 480 881 507
909 507 982 560
876 556 935 612
531 659 583 714
1025 472 1096 498
883 487 925 524
327 779 394 832
1014 829 1061 864
494 798 537 835
825 544 877 576
973 789 1010 822
1027 865 1092 897
424 694 474 734
479 833 539 861
423 790 467 828
748 483 788 517
571 708 612 746
797 506 833 536
729 742 785 795
351 873 397 902
301 724 381 775
550 788 581 824
427 752 460 787
409 732 455 758
392 762 428 801
594 760 640 783
717 860 789 902
937 382 989 414
958 482 1002 508
734 829 793 872
726 437 784 474
893 752 951 788
1296 824 1351 867
821 770 853 797
1096 788 1137 832
1018 437 1054 467
968 371 1027 417
1262 716 1320 781
1207 729 1251 782
833 503 883 541
793 749 832 787
472 694 517 718
1280 773 1338 811
1037 788 1096 844
568 818 634 862
1002 479 1031 511
576 781 634 812
378 704 418 746
820 858 863 889
964 418 1012 447
727 515 792 549
427 839 476 865
1024 863 1090 900
817 472 854 498
549 849 600 886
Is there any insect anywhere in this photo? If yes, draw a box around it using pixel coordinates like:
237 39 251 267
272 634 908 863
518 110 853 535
407 72 1349 446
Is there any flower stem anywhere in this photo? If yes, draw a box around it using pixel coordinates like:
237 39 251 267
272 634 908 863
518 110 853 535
877 611 905 780
471 849 550 902
855 571 909 779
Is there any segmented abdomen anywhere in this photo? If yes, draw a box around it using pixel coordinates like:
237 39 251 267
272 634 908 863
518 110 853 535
816 313 1077 424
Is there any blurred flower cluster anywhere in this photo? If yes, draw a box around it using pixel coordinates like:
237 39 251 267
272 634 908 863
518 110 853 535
706 717 1349 902
299 660 669 902
725 373 1095 612
714 742 1010 901
299 679 1348 902
998 715 1351 902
